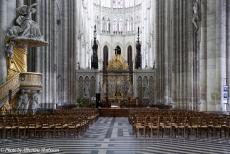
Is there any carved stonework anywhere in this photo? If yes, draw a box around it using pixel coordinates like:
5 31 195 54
6 4 42 39
135 27 142 69
107 54 128 71
0 3 47 113
30 91 40 114
17 89 41 114
17 89 29 114
192 0 201 31
91 25 99 69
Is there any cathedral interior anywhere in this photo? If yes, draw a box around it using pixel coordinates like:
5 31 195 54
0 0 230 153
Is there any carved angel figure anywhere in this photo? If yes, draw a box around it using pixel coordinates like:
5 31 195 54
31 91 40 114
7 3 41 38
17 90 29 114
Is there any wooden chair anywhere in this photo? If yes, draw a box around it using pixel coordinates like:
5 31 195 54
26 116 37 137
38 116 54 138
187 117 199 138
66 116 80 138
199 118 209 138
147 116 160 137
4 116 15 138
161 117 172 137
17 116 27 138
0 116 4 138
134 116 146 137
53 116 66 137
173 117 186 138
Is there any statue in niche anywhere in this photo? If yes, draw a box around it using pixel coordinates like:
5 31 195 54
192 0 201 31
84 86 90 98
31 91 40 114
5 41 18 77
5 41 15 59
6 3 42 39
17 90 29 114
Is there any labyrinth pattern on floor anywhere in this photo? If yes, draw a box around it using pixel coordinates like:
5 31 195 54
0 117 230 154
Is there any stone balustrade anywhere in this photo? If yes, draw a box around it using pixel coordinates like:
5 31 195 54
0 72 42 106
19 72 42 91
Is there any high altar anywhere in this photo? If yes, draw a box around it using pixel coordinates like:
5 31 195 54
102 53 133 108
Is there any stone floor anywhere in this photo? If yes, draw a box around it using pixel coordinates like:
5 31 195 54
0 117 230 154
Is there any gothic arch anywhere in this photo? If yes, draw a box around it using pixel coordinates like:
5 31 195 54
101 42 110 59
143 76 149 99
149 76 155 104
127 45 132 67
103 45 109 68
90 76 96 97
143 76 148 87
84 76 90 98
113 43 123 55
137 76 142 100
79 76 84 98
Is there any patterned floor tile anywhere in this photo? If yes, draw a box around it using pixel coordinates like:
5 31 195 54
0 117 229 154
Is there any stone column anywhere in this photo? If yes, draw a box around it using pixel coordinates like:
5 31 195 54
206 0 225 111
170 0 176 108
219 0 227 111
199 0 207 111
227 0 230 111
206 0 216 111
0 0 7 84
164 0 170 105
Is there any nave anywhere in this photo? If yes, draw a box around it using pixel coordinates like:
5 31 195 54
1 117 230 154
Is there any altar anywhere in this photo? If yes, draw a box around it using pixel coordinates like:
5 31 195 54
102 50 133 108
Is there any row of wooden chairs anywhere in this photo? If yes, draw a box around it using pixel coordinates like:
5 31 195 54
0 108 99 138
129 109 230 138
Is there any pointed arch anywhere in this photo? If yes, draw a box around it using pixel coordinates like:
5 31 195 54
103 45 109 69
127 45 132 68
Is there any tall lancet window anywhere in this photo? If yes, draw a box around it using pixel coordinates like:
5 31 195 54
127 45 132 67
103 45 109 68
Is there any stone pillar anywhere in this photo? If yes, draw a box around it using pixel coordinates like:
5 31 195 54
227 0 230 111
206 0 225 111
219 0 227 111
206 0 216 111
0 0 8 84
170 0 176 108
199 0 207 111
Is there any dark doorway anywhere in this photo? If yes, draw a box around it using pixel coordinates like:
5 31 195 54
127 45 132 67
115 46 121 55
103 45 109 70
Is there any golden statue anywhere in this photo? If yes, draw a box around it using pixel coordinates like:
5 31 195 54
108 54 128 71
